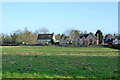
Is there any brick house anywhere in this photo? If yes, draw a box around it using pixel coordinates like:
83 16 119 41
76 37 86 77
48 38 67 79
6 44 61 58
74 32 98 45
59 32 98 45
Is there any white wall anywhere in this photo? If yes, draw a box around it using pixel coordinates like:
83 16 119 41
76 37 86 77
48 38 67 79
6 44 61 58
37 39 51 44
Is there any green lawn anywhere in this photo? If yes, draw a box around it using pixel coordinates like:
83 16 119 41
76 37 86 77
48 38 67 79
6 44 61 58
1 46 119 78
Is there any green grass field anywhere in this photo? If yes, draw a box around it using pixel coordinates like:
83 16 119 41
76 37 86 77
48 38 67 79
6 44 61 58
1 46 120 78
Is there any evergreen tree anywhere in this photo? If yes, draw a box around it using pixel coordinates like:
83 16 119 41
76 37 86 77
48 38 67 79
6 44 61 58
95 30 104 44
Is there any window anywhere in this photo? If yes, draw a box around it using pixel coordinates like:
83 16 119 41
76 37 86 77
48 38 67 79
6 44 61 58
41 35 44 38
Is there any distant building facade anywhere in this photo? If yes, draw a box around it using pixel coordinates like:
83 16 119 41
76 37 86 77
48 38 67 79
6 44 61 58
59 36 70 45
59 32 98 45
37 32 56 44
74 32 98 45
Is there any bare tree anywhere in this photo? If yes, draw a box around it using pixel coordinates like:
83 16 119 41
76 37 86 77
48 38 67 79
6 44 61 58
64 28 75 36
69 30 80 41
11 33 17 44
0 33 5 45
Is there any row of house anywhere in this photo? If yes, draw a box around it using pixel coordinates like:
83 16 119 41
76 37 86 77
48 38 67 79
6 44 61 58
37 32 120 45
37 32 98 45
104 34 120 45
59 32 98 45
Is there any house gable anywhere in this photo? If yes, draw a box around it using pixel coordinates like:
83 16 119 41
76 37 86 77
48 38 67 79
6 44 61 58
86 33 97 40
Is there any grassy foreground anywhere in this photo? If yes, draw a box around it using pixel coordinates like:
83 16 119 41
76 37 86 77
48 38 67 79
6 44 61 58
1 46 119 78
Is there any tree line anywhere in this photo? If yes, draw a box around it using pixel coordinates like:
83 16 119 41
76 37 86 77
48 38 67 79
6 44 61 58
0 27 50 45
0 27 119 46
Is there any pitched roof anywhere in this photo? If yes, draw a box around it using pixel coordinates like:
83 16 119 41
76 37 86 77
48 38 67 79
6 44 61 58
79 33 97 39
89 32 98 39
79 34 89 38
60 35 69 39
37 34 53 40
